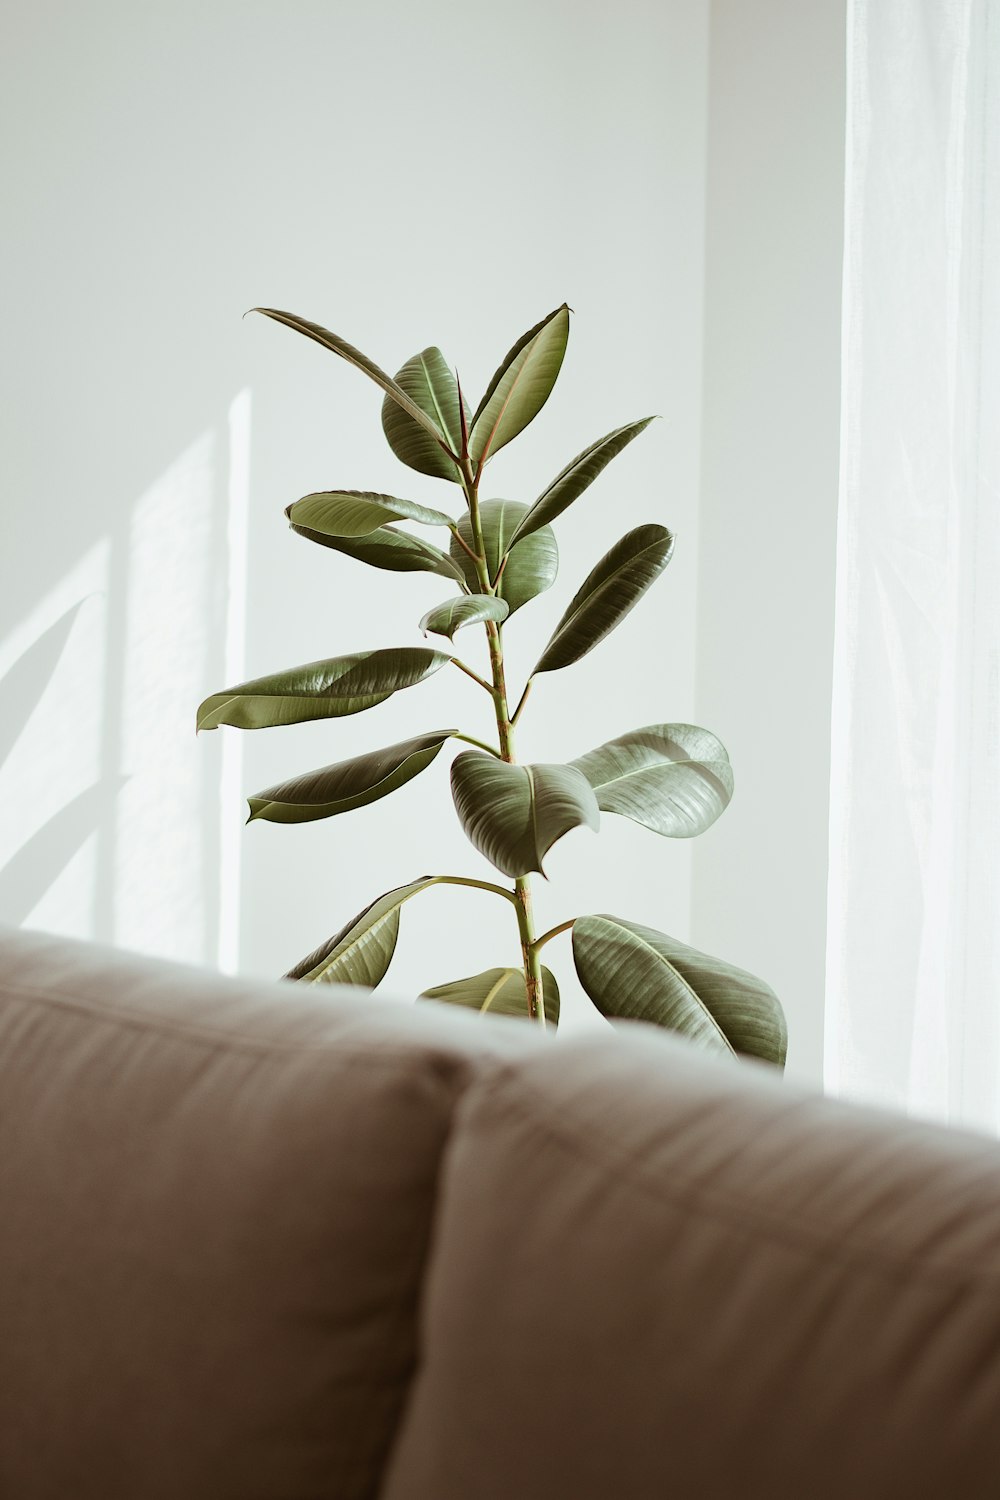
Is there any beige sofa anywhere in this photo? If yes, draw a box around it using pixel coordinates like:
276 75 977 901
2 925 1000 1499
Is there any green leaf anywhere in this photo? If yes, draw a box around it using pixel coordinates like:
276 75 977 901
508 417 656 545
196 647 450 731
290 518 467 583
247 729 457 824
451 499 558 615
285 878 433 986
451 753 599 878
420 595 509 640
570 724 733 838
420 965 561 1026
572 915 787 1067
286 490 453 535
469 305 570 465
535 524 674 674
251 308 454 452
381 348 468 483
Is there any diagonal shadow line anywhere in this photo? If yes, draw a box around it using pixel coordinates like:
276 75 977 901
0 776 128 925
0 601 86 774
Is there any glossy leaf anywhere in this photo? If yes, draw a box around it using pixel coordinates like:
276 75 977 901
382 348 467 482
286 490 452 536
571 724 733 838
420 965 560 1026
535 524 674 674
290 518 467 583
469 305 570 464
451 499 558 615
572 915 787 1066
420 595 509 640
247 729 457 824
285 879 433 986
509 417 656 545
196 647 449 731
251 308 454 452
451 753 599 878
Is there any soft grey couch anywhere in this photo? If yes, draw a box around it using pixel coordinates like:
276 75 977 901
2 925 1000 1499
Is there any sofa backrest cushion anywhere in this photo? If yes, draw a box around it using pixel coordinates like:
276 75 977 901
0 928 535 1500
382 1027 1000 1500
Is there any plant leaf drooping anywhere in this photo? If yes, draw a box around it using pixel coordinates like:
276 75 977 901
251 308 455 453
284 879 435 985
196 648 450 731
213 302 785 1062
572 915 787 1066
420 595 509 641
421 966 561 1025
289 516 467 582
247 730 457 824
287 491 454 535
450 754 599 878
571 724 733 838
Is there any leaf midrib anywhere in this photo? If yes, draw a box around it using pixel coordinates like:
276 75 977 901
597 918 736 1056
475 339 542 464
553 540 663 647
417 351 458 453
481 969 519 1014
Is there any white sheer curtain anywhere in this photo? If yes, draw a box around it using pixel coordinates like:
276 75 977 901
827 0 1000 1132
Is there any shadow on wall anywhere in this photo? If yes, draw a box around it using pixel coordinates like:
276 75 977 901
0 393 251 970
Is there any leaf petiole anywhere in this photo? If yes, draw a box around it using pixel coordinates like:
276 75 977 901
454 732 504 760
531 918 576 952
450 657 497 696
510 677 534 726
428 874 520 907
449 524 481 564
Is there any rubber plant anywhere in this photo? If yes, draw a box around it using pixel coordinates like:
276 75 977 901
197 304 786 1065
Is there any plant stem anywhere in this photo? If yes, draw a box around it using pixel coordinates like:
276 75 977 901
461 458 546 1026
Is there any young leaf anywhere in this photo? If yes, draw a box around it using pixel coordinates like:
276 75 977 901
570 724 733 838
420 595 509 640
508 417 656 546
247 729 457 824
287 491 453 535
451 753 599 878
534 524 674 674
290 518 467 583
251 308 454 451
451 499 558 615
469 305 570 465
381 348 467 482
196 647 450 731
572 914 787 1067
285 878 433 985
420 965 561 1026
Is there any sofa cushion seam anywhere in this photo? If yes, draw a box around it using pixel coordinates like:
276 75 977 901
0 978 500 1074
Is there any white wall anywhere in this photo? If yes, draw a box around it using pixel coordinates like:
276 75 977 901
1 1 710 1027
692 0 846 1081
2 1 846 1058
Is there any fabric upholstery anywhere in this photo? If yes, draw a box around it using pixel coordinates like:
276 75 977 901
0 927 534 1500
383 1028 1000 1500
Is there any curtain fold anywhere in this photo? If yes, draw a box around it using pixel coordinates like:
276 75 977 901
827 0 1000 1131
